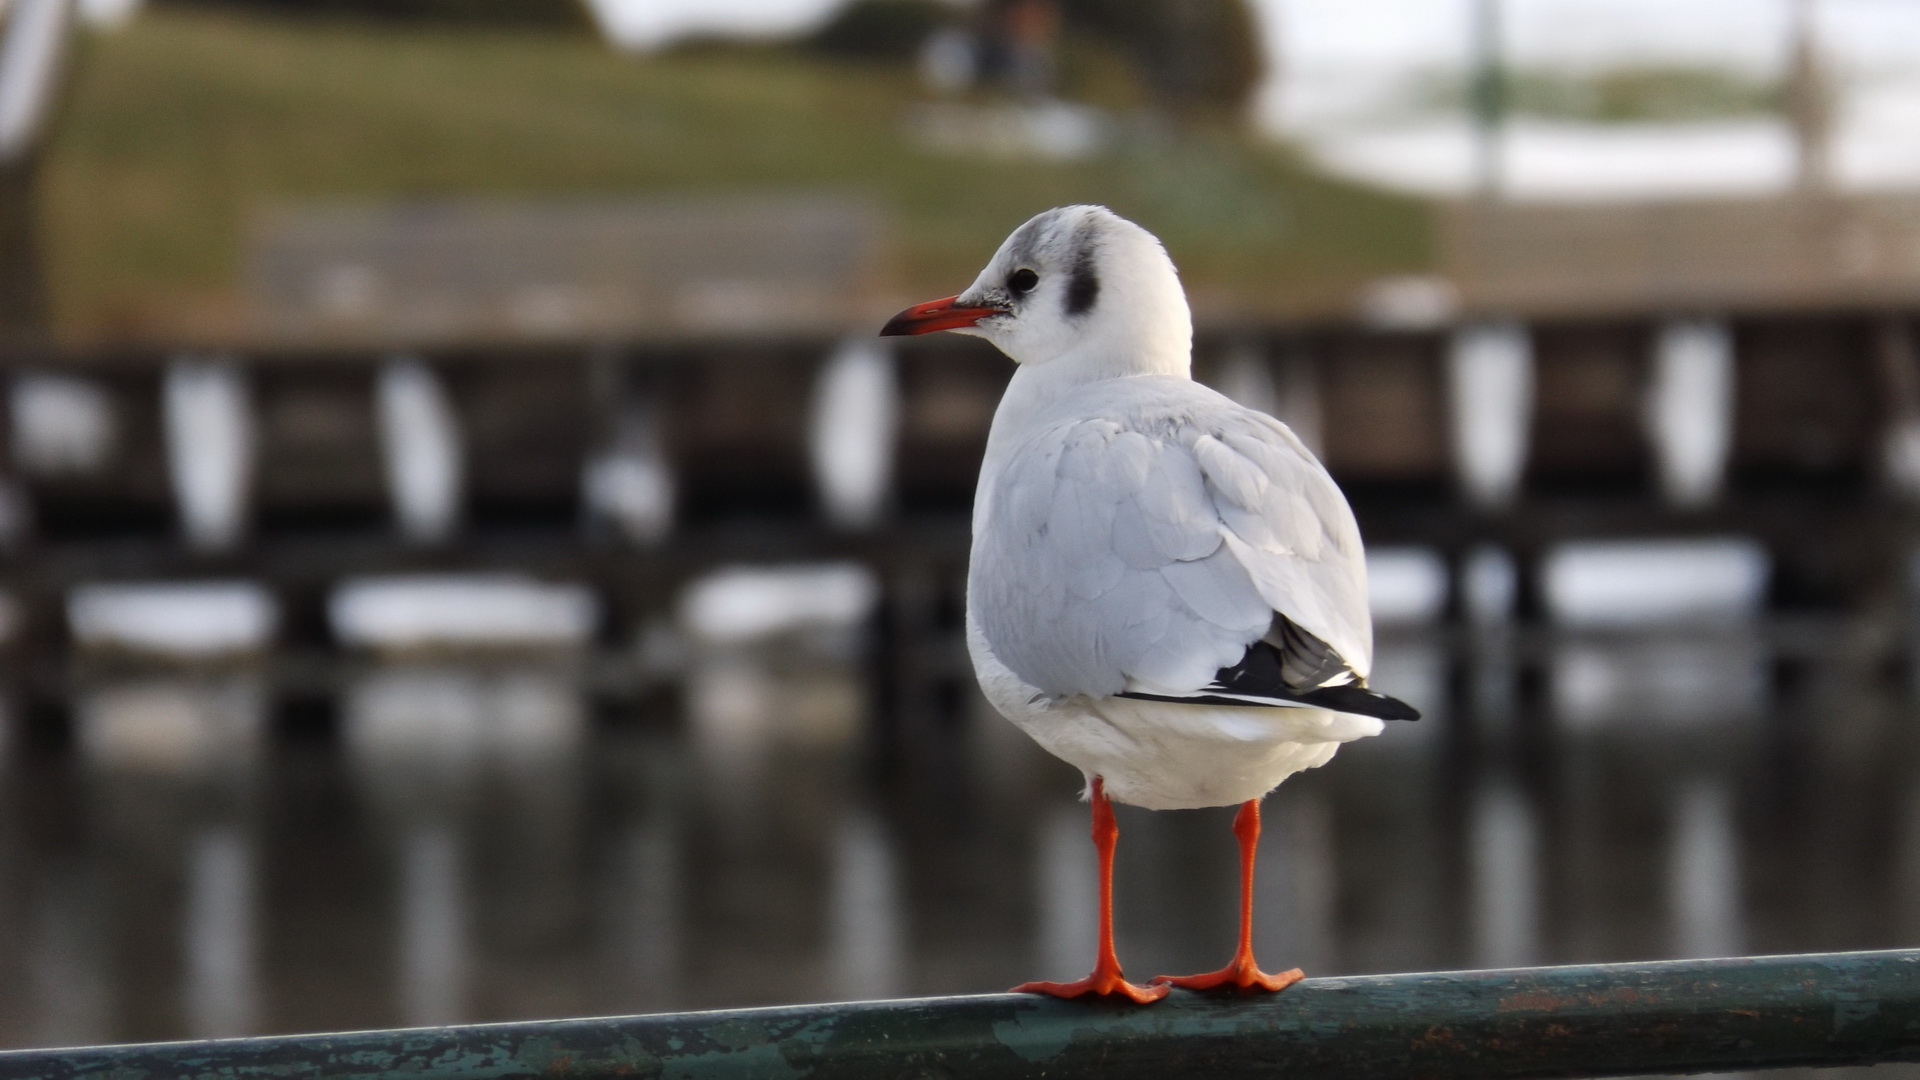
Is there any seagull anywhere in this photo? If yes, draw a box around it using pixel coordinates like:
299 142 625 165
882 205 1418 1003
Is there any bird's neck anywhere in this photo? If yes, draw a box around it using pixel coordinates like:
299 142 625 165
980 342 1191 494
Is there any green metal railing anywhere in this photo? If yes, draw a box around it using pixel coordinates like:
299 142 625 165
5 948 1920 1079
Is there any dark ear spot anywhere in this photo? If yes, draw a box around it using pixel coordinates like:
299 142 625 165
1065 246 1099 316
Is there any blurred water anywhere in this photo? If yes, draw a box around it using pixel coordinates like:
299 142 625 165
0 600 1916 1059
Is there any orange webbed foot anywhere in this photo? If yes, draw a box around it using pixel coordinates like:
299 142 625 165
1013 970 1170 1004
1152 958 1303 995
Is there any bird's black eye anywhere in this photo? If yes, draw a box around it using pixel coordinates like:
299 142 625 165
1008 268 1039 295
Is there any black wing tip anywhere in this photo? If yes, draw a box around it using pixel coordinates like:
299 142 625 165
1118 633 1421 721
1377 697 1422 721
1117 686 1421 721
1301 684 1421 721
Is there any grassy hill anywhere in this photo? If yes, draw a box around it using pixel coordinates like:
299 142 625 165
40 8 1431 343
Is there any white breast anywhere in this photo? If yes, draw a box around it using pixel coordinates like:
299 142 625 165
966 615 1381 810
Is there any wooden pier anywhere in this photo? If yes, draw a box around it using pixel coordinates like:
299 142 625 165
1 305 1915 604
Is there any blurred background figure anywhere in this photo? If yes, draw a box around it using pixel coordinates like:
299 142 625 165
0 0 1918 1053
990 0 1060 100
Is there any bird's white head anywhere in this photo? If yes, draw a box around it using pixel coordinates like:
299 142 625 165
881 205 1192 379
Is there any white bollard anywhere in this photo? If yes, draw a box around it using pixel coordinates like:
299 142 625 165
164 359 253 552
809 339 897 531
1646 319 1735 509
1543 538 1768 628
1448 322 1533 510
12 372 113 477
377 357 463 546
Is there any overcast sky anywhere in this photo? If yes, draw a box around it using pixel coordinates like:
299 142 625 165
585 0 1920 77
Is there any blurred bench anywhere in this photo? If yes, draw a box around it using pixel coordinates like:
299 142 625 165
245 195 886 346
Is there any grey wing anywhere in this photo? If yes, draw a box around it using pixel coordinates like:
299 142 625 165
1186 410 1375 682
969 408 1379 707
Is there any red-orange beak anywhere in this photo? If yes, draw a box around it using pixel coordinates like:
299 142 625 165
879 295 1005 337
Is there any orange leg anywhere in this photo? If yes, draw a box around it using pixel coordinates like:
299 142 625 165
1152 799 1304 994
1013 778 1169 1004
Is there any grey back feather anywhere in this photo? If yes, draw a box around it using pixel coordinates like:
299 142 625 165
969 376 1372 701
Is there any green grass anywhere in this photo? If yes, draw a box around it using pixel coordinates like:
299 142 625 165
41 8 1431 341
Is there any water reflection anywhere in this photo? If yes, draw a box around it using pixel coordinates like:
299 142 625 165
396 826 466 1027
1032 800 1095 986
1546 539 1769 733
1670 780 1743 960
183 827 256 1038
1258 787 1335 977
1900 784 1920 947
601 802 683 1014
826 810 903 1001
342 665 587 764
51 669 268 1047
341 660 590 1027
1471 781 1542 969
26 860 110 1048
2 596 1919 1052
75 675 267 775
